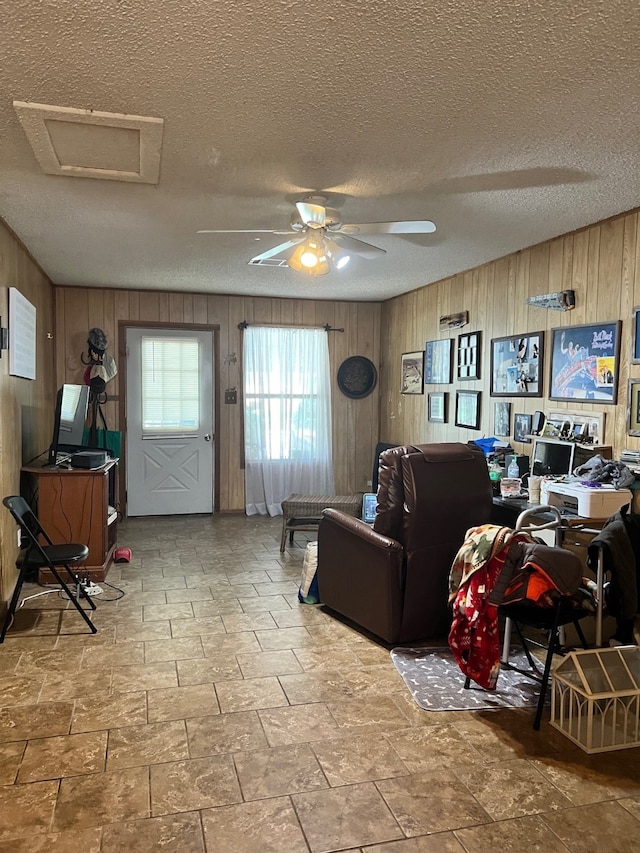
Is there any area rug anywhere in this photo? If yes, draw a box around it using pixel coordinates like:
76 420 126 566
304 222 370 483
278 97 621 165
391 646 544 711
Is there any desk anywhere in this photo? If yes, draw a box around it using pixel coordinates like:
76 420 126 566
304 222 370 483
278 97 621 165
491 497 609 646
22 460 118 582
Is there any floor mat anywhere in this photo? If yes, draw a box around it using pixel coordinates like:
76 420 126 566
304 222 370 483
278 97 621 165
391 645 545 711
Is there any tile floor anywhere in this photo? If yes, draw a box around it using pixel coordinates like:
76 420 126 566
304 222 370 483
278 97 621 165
1 513 640 852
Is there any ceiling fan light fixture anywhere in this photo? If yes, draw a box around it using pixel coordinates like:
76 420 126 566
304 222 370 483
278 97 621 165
324 237 350 270
287 237 330 276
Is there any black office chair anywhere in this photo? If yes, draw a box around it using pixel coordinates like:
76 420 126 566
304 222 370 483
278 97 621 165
1 495 97 643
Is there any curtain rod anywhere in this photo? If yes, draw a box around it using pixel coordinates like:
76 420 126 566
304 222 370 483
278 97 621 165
238 321 343 332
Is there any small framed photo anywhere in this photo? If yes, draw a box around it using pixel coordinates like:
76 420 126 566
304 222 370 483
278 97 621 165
549 322 620 403
628 379 640 436
494 401 511 436
424 339 453 384
514 412 533 443
457 332 481 380
633 308 640 364
455 390 481 430
428 392 448 423
400 351 424 394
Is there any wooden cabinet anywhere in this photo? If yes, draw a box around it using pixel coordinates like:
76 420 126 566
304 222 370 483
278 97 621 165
22 460 118 583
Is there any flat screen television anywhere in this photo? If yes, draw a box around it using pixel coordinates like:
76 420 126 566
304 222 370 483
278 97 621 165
48 384 90 465
530 437 576 477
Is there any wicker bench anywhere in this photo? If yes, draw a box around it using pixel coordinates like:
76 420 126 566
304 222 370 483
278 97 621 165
280 493 363 551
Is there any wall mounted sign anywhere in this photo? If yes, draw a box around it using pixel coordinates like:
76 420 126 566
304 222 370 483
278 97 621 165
9 287 36 380
439 311 469 331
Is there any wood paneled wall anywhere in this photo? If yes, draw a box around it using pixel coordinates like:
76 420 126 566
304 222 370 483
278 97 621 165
379 210 640 457
54 288 382 511
0 220 56 604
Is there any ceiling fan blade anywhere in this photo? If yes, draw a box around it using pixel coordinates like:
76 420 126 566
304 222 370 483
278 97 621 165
332 232 386 260
197 229 295 234
339 220 437 235
295 201 326 228
249 237 304 263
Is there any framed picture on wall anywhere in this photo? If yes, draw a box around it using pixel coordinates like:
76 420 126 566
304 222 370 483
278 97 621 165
400 351 424 394
428 392 448 423
514 412 533 443
455 390 481 429
494 401 511 436
632 307 640 364
424 338 453 384
457 332 481 380
490 332 544 397
549 322 621 403
627 380 640 436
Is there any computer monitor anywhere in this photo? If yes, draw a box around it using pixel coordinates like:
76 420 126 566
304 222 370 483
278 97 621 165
48 384 90 465
530 437 576 477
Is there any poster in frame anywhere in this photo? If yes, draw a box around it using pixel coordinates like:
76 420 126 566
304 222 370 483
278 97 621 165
549 322 621 404
424 338 453 384
632 307 640 364
514 412 533 443
455 390 481 430
494 401 511 436
428 392 448 423
400 351 424 394
490 332 544 397
627 380 640 437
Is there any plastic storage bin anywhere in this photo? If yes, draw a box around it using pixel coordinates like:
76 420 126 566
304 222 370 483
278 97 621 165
551 646 640 753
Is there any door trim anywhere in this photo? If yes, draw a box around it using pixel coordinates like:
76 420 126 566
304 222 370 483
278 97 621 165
118 320 221 517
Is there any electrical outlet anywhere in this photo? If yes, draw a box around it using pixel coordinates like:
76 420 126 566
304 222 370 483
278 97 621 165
224 388 237 404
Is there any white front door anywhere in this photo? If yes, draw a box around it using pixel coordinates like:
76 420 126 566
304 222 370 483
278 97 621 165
126 327 214 516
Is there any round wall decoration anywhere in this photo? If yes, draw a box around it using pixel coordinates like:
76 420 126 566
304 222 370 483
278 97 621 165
337 356 378 399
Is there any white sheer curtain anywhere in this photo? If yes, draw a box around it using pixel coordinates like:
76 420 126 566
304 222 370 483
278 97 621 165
243 326 335 516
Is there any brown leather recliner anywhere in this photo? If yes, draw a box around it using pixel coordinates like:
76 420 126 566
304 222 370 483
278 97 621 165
316 442 493 643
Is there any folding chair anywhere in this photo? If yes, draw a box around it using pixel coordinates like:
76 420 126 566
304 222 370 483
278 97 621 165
454 507 591 730
1 495 97 643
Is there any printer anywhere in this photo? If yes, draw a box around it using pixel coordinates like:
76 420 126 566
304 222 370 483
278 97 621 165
545 481 632 518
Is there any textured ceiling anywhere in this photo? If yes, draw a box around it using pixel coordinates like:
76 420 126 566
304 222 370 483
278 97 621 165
1 0 639 302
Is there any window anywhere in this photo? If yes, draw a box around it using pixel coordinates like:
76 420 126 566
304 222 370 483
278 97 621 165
141 337 200 431
243 326 334 515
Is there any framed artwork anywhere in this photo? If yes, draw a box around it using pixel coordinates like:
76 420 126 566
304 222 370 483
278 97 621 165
633 307 640 364
490 332 544 397
627 380 640 436
424 338 453 384
457 332 481 380
428 392 448 423
549 322 621 403
494 401 511 436
400 351 424 394
514 412 533 443
455 390 481 429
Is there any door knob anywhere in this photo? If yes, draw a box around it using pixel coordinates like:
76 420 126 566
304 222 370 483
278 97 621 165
204 434 212 442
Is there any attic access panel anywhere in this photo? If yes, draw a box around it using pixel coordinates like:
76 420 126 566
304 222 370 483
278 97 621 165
13 101 163 184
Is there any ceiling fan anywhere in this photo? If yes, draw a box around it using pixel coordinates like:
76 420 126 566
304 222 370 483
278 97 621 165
197 196 436 276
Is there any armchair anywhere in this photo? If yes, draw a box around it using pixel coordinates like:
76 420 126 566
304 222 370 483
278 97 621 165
316 442 493 643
